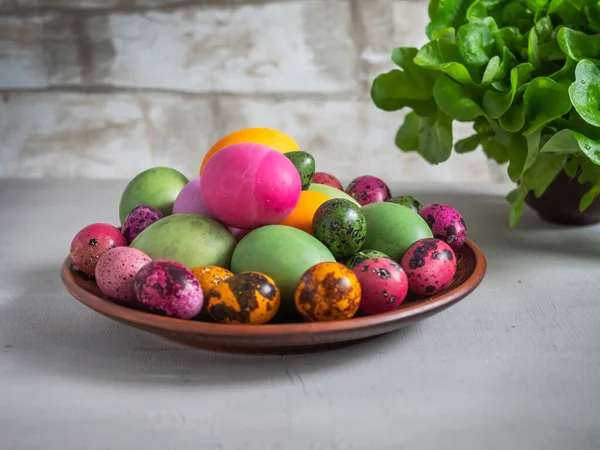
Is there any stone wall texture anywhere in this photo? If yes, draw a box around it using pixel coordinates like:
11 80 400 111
0 0 508 182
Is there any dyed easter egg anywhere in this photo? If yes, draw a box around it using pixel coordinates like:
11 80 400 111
387 196 423 214
200 143 302 229
122 204 164 243
190 265 233 295
278 190 330 234
353 257 408 315
345 249 390 269
312 172 343 190
400 238 457 296
231 225 335 302
207 272 280 324
419 204 467 249
308 183 360 207
312 198 367 260
361 202 433 262
200 128 299 175
294 262 361 322
172 177 211 216
133 259 203 319
119 167 189 224
95 247 152 305
130 214 236 269
345 175 392 206
285 151 315 190
70 223 127 276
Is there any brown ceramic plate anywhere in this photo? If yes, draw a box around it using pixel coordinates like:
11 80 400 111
60 239 486 354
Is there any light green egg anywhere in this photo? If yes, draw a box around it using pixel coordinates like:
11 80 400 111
130 214 236 269
119 167 189 224
231 225 335 305
308 183 360 207
361 202 433 262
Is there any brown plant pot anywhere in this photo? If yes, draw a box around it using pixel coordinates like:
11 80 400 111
525 170 600 226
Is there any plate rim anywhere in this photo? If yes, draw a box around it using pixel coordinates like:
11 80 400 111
60 239 486 337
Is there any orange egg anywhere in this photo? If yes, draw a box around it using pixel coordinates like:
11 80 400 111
199 128 300 175
278 190 330 234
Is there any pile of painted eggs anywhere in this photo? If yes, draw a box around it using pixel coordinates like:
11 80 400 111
69 128 467 324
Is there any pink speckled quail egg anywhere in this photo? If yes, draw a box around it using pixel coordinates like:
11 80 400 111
353 257 408 315
400 238 457 296
95 247 152 305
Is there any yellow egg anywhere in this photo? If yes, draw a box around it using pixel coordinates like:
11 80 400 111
190 265 233 319
207 272 281 324
294 262 361 322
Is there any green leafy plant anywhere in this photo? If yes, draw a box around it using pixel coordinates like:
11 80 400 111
371 0 600 227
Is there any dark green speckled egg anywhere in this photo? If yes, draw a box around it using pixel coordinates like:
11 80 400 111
312 198 367 260
387 195 423 214
285 151 315 190
345 249 389 269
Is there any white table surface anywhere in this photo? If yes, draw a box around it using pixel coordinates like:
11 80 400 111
1 179 600 450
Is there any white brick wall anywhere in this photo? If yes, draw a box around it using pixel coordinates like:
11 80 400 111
0 0 508 183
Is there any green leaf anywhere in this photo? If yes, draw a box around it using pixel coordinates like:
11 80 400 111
494 27 528 56
418 110 454 164
431 27 457 40
523 77 572 135
429 0 441 20
540 129 600 163
548 0 588 28
481 137 510 163
501 3 534 33
557 28 600 64
564 156 580 177
569 59 600 127
506 134 528 181
525 128 542 171
528 28 540 70
426 0 473 39
534 16 553 42
455 132 490 153
467 0 487 21
549 57 576 81
506 186 528 228
481 55 502 85
457 21 494 67
395 112 420 151
433 75 485 121
499 100 526 131
482 63 532 119
522 153 566 197
525 0 550 12
586 4 600 32
414 38 477 85
579 185 600 211
371 70 432 103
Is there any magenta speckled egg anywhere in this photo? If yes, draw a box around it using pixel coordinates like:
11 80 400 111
419 204 467 249
400 238 456 296
353 257 408 315
70 223 127 276
200 143 302 229
134 260 204 319
313 172 343 190
122 204 164 243
95 247 152 305
172 177 212 216
345 175 391 206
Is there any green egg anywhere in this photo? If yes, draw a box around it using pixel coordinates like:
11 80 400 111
312 198 367 260
285 151 315 190
130 214 236 269
308 183 360 207
119 167 189 224
231 225 335 304
345 249 389 269
387 195 423 213
361 202 433 262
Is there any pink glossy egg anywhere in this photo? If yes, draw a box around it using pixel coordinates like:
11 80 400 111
345 175 392 206
353 257 408 315
200 143 302 229
313 172 343 190
95 247 152 305
400 238 456 296
419 204 467 249
70 223 127 276
172 177 212 216
134 259 204 319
